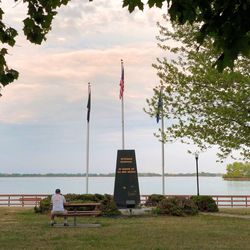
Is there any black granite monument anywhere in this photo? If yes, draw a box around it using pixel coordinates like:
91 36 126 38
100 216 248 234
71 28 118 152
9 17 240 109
113 149 140 208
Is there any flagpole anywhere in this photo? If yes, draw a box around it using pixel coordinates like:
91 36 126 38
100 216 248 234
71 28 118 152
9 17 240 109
156 86 165 195
120 59 125 150
86 118 90 194
161 107 165 195
121 95 125 150
86 82 91 194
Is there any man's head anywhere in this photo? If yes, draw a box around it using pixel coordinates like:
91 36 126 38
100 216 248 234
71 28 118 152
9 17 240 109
55 188 61 194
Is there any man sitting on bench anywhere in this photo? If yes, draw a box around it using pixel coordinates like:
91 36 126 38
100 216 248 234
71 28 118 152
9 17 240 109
50 188 68 226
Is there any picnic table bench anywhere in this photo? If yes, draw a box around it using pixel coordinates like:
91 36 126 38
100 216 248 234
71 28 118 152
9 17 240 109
56 202 102 226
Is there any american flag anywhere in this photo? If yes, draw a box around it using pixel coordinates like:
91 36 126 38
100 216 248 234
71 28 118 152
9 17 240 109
119 60 124 99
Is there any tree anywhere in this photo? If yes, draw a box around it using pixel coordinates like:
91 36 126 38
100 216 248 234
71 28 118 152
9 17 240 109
0 0 75 94
146 15 250 160
223 162 250 178
123 0 250 71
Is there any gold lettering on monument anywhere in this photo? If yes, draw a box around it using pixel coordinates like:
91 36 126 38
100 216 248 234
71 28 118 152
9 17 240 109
117 167 136 174
120 157 133 164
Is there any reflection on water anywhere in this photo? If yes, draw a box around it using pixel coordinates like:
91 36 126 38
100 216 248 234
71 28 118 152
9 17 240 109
0 177 250 195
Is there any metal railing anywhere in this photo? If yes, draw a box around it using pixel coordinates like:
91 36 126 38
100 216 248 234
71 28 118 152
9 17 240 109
0 194 249 208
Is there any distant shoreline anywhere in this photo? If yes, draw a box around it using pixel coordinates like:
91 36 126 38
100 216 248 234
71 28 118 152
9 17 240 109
0 172 223 177
223 177 250 181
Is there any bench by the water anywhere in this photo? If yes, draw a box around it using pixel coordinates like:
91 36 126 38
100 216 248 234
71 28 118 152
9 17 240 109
56 202 101 226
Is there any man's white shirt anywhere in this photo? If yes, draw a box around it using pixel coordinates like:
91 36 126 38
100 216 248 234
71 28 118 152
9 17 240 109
52 194 66 211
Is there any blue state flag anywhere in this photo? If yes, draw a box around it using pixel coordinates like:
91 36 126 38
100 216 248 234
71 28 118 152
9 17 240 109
156 88 162 123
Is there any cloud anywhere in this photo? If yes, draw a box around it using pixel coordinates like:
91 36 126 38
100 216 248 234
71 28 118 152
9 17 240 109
40 0 167 49
1 41 162 125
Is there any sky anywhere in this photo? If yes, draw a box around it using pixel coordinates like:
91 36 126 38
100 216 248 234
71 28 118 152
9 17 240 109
0 0 234 174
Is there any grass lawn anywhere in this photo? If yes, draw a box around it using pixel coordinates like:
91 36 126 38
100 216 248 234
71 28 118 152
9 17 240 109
219 208 250 216
0 207 250 250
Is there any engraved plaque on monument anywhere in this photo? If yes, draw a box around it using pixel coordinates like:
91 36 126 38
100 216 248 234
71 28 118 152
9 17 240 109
113 150 140 208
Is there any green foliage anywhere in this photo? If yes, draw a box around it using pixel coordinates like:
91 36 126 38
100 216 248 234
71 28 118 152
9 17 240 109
100 194 121 216
223 162 250 178
191 195 219 212
146 16 250 160
34 193 120 216
0 46 19 90
34 195 51 213
145 194 165 206
65 193 101 202
155 196 198 216
123 0 144 12
22 0 70 45
123 0 250 71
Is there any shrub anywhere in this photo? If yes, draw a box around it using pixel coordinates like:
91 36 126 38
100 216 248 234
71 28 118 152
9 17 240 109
156 196 198 216
34 195 51 213
34 193 120 216
100 194 121 216
65 193 102 203
145 194 165 207
182 198 199 215
191 195 219 212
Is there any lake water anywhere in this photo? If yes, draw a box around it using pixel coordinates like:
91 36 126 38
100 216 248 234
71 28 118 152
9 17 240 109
0 177 250 195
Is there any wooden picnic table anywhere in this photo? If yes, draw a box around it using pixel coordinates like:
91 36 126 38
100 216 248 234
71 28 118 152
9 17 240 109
62 202 102 226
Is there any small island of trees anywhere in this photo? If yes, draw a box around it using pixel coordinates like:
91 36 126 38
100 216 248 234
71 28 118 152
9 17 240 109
223 162 250 180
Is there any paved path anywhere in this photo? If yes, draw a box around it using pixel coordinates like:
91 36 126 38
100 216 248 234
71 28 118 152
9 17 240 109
201 212 250 220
